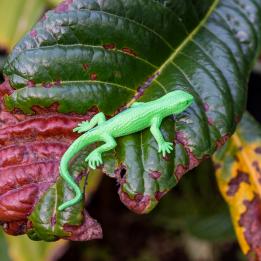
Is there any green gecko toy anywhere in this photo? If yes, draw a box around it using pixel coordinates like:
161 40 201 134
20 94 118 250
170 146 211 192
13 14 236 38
58 90 194 211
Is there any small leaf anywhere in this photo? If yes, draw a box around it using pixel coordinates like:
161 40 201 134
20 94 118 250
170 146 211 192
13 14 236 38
0 230 10 261
213 112 261 259
0 0 46 51
0 79 102 241
5 234 69 261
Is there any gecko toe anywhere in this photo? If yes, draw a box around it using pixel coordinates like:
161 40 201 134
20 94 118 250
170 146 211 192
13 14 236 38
94 159 100 167
98 158 103 165
73 127 80 132
89 160 96 169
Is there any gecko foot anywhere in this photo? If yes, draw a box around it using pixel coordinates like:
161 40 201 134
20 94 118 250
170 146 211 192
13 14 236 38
85 151 103 169
73 121 92 133
158 142 173 157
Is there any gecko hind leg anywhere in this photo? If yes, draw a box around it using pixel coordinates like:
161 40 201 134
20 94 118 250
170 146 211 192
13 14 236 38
86 135 117 169
74 112 106 133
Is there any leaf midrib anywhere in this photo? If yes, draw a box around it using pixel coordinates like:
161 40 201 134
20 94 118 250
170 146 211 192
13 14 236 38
157 0 219 74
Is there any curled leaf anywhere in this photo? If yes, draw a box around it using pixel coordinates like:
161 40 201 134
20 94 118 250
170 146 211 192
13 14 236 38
0 79 102 241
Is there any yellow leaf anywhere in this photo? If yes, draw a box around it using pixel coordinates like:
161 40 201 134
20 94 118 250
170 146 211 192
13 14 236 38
0 0 46 51
213 113 261 259
5 235 68 261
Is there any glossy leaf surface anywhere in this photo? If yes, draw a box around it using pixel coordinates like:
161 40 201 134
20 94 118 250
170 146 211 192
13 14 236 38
0 0 261 240
213 113 261 259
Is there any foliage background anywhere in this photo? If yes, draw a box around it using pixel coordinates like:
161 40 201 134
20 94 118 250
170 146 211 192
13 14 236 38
0 0 260 260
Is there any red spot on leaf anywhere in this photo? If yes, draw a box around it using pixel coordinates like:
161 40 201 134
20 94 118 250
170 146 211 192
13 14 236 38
55 0 73 13
90 73 97 81
155 191 167 201
40 14 47 22
30 30 37 38
50 215 56 227
239 196 261 259
31 103 60 114
121 47 137 57
204 103 210 112
252 161 261 184
55 2 69 13
149 170 161 180
131 72 160 102
0 78 14 96
54 80 61 86
42 82 53 88
64 211 102 241
134 193 143 202
187 150 202 170
174 131 207 180
27 80 35 87
255 147 261 154
114 165 127 184
82 64 89 71
207 117 214 125
175 164 187 180
54 0 73 13
118 190 151 214
226 170 251 196
103 43 116 50
216 134 230 149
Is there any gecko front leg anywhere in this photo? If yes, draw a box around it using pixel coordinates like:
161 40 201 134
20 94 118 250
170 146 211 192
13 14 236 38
74 112 106 133
150 117 173 157
86 134 117 169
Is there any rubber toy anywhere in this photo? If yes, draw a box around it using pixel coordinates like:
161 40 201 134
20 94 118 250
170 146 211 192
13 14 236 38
58 90 194 211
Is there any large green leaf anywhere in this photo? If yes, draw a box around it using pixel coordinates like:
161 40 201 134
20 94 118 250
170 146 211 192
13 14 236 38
1 0 261 237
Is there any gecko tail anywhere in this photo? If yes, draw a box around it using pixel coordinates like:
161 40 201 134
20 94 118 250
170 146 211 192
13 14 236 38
58 160 83 211
58 183 82 211
58 133 91 211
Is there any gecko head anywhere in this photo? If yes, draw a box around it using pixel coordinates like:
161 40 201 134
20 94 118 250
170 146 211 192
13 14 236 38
163 90 194 114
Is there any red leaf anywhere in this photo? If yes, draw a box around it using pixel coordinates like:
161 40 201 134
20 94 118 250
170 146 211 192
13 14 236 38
0 78 101 240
